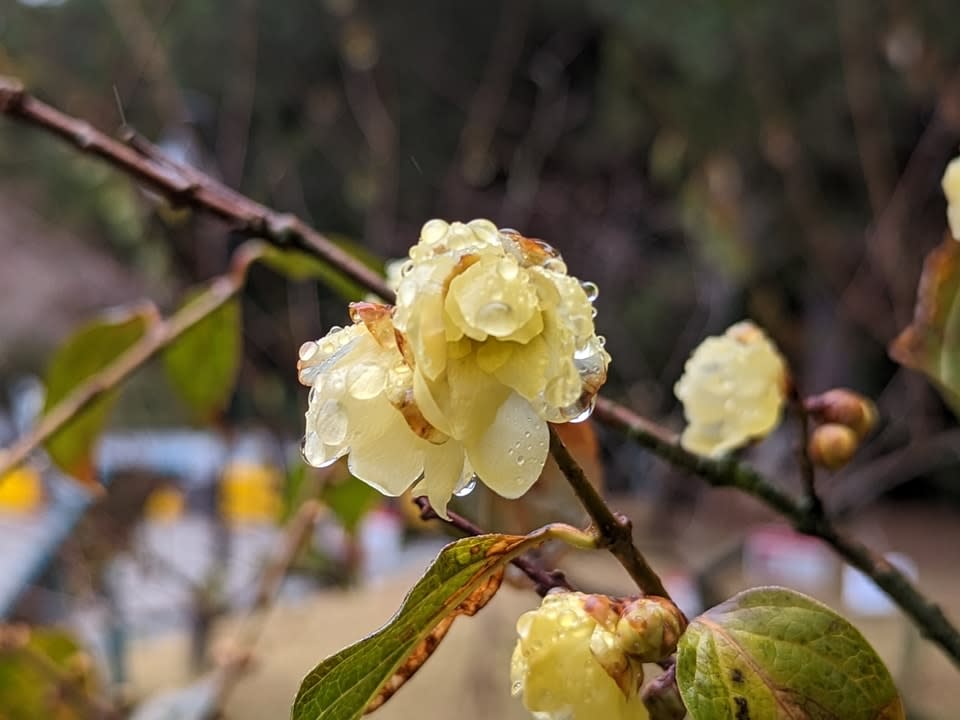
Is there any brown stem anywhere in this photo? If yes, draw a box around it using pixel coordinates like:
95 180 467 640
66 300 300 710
592 396 960 669
0 76 393 303
548 425 671 600
413 496 573 597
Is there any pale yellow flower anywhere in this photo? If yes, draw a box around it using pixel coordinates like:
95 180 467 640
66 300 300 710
511 592 649 720
942 156 960 240
298 219 610 516
674 321 787 456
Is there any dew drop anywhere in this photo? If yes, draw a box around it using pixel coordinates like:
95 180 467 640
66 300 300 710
516 455 525 465
454 474 478 497
421 218 449 244
523 431 531 438
497 256 520 281
476 301 515 335
511 681 523 696
543 257 567 274
298 340 319 362
580 281 599 302
400 260 415 277
347 363 387 400
569 399 596 424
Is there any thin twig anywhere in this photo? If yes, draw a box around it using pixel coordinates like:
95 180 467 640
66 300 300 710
413 496 573 597
0 246 259 479
214 500 322 708
592 395 960 669
0 76 393 302
790 386 822 515
548 425 671 600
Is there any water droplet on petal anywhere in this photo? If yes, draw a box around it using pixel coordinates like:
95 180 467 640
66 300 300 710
569 398 596 423
347 363 387 399
298 340 319 361
581 281 599 302
454 474 478 497
421 218 449 244
512 681 523 696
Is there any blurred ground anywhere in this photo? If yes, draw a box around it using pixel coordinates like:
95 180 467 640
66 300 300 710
127 496 960 720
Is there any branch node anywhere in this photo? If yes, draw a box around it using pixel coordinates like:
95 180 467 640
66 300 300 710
0 76 24 112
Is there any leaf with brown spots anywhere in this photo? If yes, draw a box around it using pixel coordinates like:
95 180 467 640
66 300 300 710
364 569 504 714
890 235 960 416
292 525 576 720
675 587 904 720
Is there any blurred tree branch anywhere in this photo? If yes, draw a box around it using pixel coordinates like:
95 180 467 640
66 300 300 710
0 244 259 479
591 396 960 669
2 74 958 669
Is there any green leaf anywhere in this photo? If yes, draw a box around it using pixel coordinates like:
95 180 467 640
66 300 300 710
890 235 960 417
291 528 561 720
163 290 242 422
43 308 151 484
0 628 100 719
321 475 382 534
676 586 904 720
259 235 385 302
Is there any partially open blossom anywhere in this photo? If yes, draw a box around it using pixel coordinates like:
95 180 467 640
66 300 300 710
674 321 787 456
511 592 649 720
942 156 960 240
298 219 610 516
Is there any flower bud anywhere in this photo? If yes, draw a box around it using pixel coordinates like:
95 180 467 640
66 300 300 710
807 423 859 470
511 592 649 720
614 597 686 663
805 388 878 439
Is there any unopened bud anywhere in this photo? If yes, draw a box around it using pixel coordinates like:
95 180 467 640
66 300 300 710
807 423 859 470
805 389 877 439
615 597 686 663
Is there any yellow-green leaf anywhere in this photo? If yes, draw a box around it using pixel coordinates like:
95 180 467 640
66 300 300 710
163 291 242 422
0 628 100 720
43 308 151 484
890 235 960 416
676 586 904 720
321 475 381 534
291 527 565 720
259 235 385 302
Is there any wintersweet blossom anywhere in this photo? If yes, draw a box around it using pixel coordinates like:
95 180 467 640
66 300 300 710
943 156 960 240
511 592 649 720
298 219 610 516
674 320 787 457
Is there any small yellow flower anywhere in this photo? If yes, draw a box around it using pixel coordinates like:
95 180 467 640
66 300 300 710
298 219 610 516
942 156 960 240
511 592 649 720
674 321 787 456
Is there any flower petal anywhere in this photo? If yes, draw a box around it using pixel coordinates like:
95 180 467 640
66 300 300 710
346 395 425 495
420 439 466 519
465 392 548 499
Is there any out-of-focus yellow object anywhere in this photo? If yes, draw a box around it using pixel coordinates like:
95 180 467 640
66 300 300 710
674 320 787 456
144 485 185 523
942 156 960 240
0 467 44 513
220 462 282 523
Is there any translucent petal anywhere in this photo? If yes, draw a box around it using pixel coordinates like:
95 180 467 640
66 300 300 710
465 392 548 499
346 395 425 495
420 439 466 519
